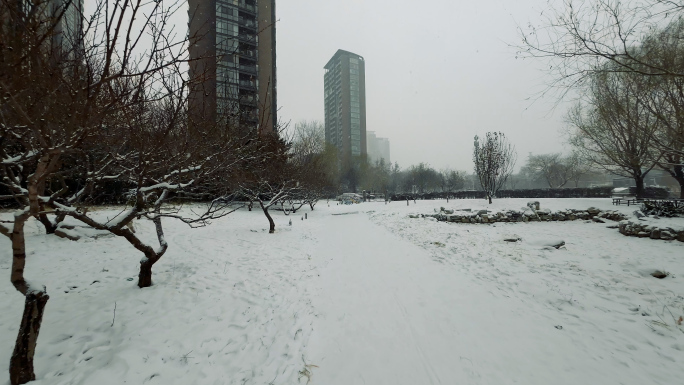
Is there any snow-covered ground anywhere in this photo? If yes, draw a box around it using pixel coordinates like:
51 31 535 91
1 198 683 385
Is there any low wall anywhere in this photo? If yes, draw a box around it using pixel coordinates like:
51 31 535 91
413 206 628 224
619 221 684 242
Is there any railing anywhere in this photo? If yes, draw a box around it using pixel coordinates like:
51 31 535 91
239 64 257 75
239 49 256 58
236 34 257 45
238 2 256 13
239 80 256 90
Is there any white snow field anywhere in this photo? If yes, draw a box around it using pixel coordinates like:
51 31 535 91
1 198 683 385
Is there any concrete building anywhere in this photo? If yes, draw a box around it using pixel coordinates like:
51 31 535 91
324 49 367 166
188 0 277 135
366 131 390 165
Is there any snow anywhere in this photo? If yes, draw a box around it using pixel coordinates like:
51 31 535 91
1 198 683 385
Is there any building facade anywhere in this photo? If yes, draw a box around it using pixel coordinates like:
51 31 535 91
366 131 390 165
188 0 277 135
324 49 367 166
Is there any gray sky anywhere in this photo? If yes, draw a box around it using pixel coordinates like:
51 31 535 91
276 0 569 172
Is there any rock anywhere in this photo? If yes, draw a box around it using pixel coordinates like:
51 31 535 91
651 270 669 279
477 210 488 215
587 207 600 214
55 228 81 241
444 209 454 215
528 238 566 249
660 231 675 240
633 210 645 218
592 217 605 223
637 232 651 238
678 232 684 242
551 240 566 249
650 228 662 240
503 235 522 242
527 201 540 210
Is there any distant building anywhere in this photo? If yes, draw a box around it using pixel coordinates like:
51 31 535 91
188 0 277 135
366 131 390 165
52 0 84 60
4 1 85 60
324 49 367 167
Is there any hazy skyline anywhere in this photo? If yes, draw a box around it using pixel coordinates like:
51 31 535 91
276 0 568 172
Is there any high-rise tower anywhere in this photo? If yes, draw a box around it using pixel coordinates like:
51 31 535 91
324 49 367 166
188 0 277 135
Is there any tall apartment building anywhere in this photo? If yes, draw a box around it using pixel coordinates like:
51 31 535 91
324 49 367 167
188 0 277 135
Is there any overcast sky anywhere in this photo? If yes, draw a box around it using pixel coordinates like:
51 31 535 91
275 0 569 172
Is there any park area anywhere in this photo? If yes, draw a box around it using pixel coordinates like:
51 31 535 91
1 198 684 385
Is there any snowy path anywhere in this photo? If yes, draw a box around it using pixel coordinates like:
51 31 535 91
305 208 682 385
1 199 682 384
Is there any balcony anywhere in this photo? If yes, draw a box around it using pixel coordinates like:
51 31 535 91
236 34 257 45
238 17 256 28
238 64 257 75
238 48 256 59
239 80 256 90
240 98 257 107
238 2 256 13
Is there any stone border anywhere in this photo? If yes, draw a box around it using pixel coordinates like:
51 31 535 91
619 220 684 242
411 207 628 224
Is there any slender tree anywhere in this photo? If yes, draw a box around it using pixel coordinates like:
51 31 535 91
473 132 517 204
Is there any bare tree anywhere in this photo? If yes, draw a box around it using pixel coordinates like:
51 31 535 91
526 153 573 188
290 120 325 162
636 18 684 197
568 63 661 198
0 0 207 382
517 0 684 94
440 169 466 201
473 132 517 204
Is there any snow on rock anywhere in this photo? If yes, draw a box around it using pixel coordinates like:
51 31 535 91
620 217 684 241
525 236 566 249
429 206 629 224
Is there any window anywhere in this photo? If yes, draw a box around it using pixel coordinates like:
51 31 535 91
217 20 238 36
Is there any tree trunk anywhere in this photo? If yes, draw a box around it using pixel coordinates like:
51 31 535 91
37 213 57 234
260 203 275 233
672 164 684 199
10 291 49 385
488 194 492 204
138 257 156 288
635 174 646 199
